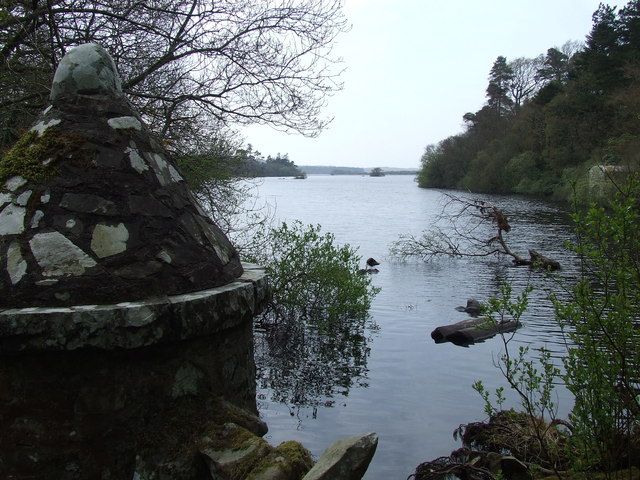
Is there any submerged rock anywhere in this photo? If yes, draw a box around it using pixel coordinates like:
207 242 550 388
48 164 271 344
454 298 482 316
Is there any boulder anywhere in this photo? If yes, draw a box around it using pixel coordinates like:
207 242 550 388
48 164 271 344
246 441 313 480
455 298 482 316
200 423 272 480
301 433 378 480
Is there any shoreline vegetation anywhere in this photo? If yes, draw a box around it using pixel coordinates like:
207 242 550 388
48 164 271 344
409 2 640 479
410 175 640 479
416 0 640 204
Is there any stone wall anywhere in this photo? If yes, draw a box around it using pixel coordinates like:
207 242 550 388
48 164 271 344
0 264 270 479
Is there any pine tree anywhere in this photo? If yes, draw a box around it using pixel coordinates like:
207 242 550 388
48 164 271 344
486 56 514 116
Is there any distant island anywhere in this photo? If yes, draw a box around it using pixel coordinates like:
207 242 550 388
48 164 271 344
300 165 418 176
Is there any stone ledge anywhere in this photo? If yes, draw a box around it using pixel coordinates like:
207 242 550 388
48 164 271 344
0 263 269 354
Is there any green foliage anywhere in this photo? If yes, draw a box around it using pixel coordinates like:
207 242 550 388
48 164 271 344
487 56 514 116
472 176 640 475
552 175 640 472
416 0 640 202
241 150 303 178
474 284 561 425
176 138 244 189
246 221 379 323
0 129 84 185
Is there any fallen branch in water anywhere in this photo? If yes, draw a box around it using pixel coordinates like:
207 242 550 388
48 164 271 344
390 193 560 270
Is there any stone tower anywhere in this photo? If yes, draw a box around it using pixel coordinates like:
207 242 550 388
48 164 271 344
0 43 242 308
0 44 273 478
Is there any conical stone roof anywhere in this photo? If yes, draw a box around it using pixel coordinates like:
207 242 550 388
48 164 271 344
0 43 243 307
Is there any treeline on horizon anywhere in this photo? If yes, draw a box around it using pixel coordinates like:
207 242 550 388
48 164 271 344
418 1 640 200
177 143 302 187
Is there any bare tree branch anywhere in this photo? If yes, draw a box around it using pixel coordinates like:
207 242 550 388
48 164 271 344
390 193 560 270
0 0 348 149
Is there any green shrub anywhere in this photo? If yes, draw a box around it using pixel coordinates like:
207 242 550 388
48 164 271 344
246 221 379 324
474 174 640 475
553 174 640 472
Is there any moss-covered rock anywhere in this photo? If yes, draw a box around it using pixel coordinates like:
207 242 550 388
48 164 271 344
199 423 272 480
246 441 313 480
0 128 85 185
211 397 268 436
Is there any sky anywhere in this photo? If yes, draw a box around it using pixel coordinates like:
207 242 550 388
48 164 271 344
242 0 626 169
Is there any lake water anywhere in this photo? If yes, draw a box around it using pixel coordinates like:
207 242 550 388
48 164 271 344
249 174 579 479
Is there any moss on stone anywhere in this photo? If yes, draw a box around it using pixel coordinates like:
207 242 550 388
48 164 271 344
274 441 313 473
246 440 313 480
0 128 85 185
198 423 272 480
210 397 267 436
221 423 259 451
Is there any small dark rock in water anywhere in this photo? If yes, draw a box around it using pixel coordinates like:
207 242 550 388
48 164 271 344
454 298 482 316
465 298 482 315
529 250 560 271
366 257 380 268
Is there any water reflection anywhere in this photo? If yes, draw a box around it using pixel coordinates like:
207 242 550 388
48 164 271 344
254 312 378 418
250 176 581 479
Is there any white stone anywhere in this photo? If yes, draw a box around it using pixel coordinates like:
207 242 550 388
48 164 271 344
71 305 98 311
65 219 76 229
125 146 148 173
30 210 44 228
148 153 170 186
108 116 141 131
90 223 129 258
43 105 52 115
7 241 27 285
0 192 12 207
148 153 184 185
36 279 59 286
4 176 27 192
0 204 26 235
16 190 32 206
125 306 155 327
40 190 51 203
50 43 122 100
30 232 97 277
156 250 172 264
31 118 61 136
168 164 183 182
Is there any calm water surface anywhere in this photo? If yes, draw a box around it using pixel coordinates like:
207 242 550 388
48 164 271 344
251 175 578 479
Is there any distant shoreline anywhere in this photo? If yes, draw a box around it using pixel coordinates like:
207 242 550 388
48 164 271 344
299 165 418 176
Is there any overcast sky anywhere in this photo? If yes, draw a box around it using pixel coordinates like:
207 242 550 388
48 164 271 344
242 0 625 169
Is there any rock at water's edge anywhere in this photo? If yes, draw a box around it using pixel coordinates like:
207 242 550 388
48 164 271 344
301 432 378 480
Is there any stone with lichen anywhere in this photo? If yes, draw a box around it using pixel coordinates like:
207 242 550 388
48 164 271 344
0 43 242 307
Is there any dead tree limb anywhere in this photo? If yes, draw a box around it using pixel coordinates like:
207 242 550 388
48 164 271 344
391 193 559 270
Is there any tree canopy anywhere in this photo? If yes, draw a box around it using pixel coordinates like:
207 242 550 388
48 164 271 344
417 0 640 201
0 0 348 152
